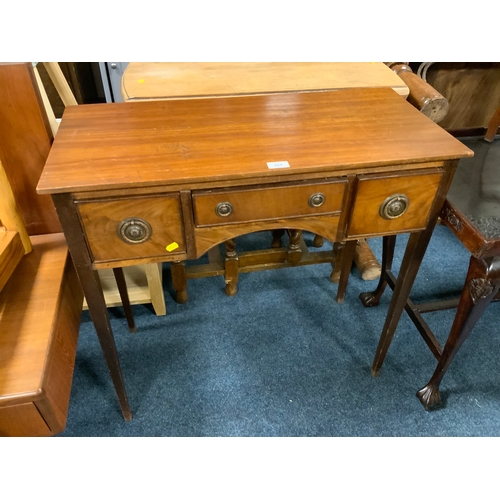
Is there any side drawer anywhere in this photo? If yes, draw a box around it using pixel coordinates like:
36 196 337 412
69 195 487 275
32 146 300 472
78 195 185 263
346 170 443 238
192 180 347 227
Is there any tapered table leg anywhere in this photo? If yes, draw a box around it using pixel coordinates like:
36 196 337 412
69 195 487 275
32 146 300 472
359 235 396 307
52 193 132 421
336 239 357 303
112 267 137 333
330 243 342 283
417 256 500 410
369 159 460 377
371 229 438 377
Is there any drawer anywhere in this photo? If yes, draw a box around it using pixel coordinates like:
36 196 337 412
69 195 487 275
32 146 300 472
78 195 185 263
192 180 347 226
346 170 443 238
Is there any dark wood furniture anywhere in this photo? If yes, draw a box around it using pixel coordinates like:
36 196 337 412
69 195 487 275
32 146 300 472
364 130 499 410
37 87 472 421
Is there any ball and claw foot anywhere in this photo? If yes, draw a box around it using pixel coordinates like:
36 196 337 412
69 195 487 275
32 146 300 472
416 384 442 411
359 291 381 307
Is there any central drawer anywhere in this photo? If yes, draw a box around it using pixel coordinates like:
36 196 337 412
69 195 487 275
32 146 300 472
192 180 347 227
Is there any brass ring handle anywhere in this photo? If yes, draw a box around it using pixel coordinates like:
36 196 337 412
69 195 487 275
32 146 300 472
215 202 234 217
379 194 410 220
117 218 153 244
308 193 326 208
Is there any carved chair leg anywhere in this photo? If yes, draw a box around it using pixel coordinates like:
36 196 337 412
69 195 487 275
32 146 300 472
271 229 285 248
171 260 188 304
336 239 357 303
286 229 302 264
112 267 137 333
359 235 396 307
224 239 239 296
417 256 500 410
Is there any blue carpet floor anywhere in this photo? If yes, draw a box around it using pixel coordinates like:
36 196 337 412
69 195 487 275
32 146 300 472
59 225 500 436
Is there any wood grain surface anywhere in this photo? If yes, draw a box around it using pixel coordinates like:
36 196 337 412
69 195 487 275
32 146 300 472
38 88 473 195
0 63 61 234
121 62 410 101
0 231 24 291
347 171 444 237
0 233 76 406
192 180 346 226
0 159 31 253
77 195 185 263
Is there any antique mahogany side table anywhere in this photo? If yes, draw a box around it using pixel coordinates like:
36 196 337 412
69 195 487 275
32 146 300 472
37 87 472 421
120 62 411 300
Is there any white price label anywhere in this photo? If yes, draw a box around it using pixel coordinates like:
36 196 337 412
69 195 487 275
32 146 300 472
267 161 290 169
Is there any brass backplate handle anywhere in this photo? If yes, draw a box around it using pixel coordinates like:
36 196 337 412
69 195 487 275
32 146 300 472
215 201 234 217
379 194 409 220
308 192 326 208
117 218 153 244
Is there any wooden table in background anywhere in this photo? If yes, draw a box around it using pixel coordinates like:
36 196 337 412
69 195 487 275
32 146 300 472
37 87 471 421
121 62 409 102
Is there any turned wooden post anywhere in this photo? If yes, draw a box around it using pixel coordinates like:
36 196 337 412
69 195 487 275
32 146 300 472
224 239 239 296
386 63 449 123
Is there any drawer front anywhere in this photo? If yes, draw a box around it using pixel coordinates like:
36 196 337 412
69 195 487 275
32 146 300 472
193 180 347 226
347 171 443 238
78 195 185 262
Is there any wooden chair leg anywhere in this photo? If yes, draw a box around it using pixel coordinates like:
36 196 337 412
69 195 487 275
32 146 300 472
171 261 188 303
313 234 324 247
112 267 136 333
286 229 302 264
416 256 500 410
485 106 500 142
224 239 238 296
271 229 285 248
144 262 166 316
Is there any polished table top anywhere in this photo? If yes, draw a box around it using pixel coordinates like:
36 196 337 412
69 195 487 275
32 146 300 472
38 87 471 195
120 62 410 102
